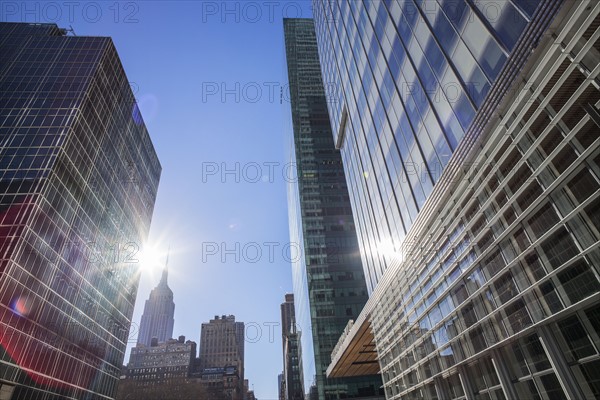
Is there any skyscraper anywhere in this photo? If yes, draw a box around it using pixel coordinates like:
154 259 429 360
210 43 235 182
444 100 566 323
137 256 175 346
313 0 600 399
280 294 304 400
313 0 545 292
281 293 295 344
199 315 245 400
284 322 305 400
278 372 285 400
284 18 384 400
0 22 161 399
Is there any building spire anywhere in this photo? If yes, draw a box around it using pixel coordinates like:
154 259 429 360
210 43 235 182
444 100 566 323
160 246 170 286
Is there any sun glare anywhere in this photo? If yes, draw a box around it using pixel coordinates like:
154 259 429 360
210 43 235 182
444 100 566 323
139 244 165 274
376 239 402 261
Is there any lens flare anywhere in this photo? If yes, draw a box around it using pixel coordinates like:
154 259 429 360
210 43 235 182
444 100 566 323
11 296 32 316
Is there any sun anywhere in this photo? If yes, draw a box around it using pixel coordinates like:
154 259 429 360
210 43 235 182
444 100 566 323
138 244 165 274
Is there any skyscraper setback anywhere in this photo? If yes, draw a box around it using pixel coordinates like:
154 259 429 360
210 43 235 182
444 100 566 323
284 18 384 400
137 257 175 346
0 22 161 399
280 293 295 343
312 0 600 399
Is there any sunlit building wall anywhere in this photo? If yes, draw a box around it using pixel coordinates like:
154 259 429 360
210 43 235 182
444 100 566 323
313 0 544 292
0 22 161 399
313 0 600 399
199 315 245 400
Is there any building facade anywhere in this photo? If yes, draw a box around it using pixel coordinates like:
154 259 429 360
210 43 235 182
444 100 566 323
313 0 544 292
278 372 285 400
125 336 196 383
281 293 295 345
137 259 175 346
280 294 304 400
0 23 161 399
200 366 241 400
199 315 245 400
284 323 305 400
284 18 384 400
313 0 600 399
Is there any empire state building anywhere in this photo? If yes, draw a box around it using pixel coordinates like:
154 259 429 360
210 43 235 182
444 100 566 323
137 256 175 346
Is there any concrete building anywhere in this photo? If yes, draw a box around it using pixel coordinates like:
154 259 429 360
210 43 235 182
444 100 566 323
199 315 245 400
200 366 241 400
125 336 196 383
278 373 285 400
284 323 305 400
116 336 202 400
280 294 304 400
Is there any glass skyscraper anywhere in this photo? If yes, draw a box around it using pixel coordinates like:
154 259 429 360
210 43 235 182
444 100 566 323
284 18 384 400
313 0 543 291
0 23 161 399
313 0 600 399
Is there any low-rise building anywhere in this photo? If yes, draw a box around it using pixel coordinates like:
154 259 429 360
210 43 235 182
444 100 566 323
116 336 200 399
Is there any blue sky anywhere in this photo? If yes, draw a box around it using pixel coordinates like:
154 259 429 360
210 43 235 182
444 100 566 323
2 1 315 397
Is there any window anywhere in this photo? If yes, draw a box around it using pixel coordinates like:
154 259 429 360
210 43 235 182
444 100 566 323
517 180 544 212
567 169 599 204
494 272 519 304
504 299 532 334
557 260 600 304
578 360 600 398
451 279 469 305
527 203 560 240
469 326 487 353
540 227 579 270
538 281 564 314
460 302 478 328
538 373 568 400
557 315 596 360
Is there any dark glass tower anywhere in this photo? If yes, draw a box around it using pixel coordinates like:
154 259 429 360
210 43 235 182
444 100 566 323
0 23 161 399
137 258 175 346
314 1 600 399
284 18 384 400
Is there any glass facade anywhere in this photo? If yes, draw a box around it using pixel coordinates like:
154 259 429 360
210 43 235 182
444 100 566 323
284 18 384 400
0 23 161 399
316 0 600 399
313 0 540 292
